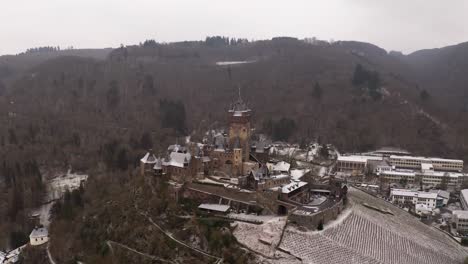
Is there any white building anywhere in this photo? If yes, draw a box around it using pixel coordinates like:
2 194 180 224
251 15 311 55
452 210 468 234
389 155 463 172
379 168 467 189
337 155 383 175
29 227 49 246
390 189 441 210
379 170 416 184
461 189 468 210
418 171 466 188
267 161 291 175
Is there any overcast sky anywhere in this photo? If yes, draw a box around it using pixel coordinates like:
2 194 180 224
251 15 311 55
1 0 467 55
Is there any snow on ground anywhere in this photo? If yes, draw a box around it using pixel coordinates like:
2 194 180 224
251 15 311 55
215 60 256 66
232 216 287 257
290 169 310 181
33 169 88 227
31 202 54 227
47 170 88 201
196 178 227 186
318 166 327 177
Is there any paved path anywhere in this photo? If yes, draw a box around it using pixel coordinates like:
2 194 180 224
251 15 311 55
106 240 176 263
46 244 57 264
134 199 222 264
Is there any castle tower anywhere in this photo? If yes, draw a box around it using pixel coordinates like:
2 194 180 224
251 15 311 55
228 88 251 162
232 137 243 176
140 150 157 176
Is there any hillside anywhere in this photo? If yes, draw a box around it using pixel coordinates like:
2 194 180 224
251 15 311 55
405 42 468 111
1 38 462 159
1 37 468 256
279 187 468 264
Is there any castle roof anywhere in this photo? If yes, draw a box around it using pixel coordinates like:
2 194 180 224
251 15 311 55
163 151 191 168
141 152 158 164
228 88 251 115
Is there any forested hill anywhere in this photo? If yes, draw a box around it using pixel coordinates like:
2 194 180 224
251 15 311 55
1 37 468 170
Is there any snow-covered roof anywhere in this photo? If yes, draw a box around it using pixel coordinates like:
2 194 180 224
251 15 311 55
30 227 48 239
380 170 416 176
163 152 191 168
391 189 437 199
269 161 290 172
290 169 310 181
140 152 158 164
421 163 434 170
453 210 468 219
228 90 251 115
390 155 463 163
337 156 368 163
198 203 230 212
420 171 466 178
281 181 308 194
270 174 290 180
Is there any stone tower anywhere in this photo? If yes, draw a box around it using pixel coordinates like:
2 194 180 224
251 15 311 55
228 89 251 161
232 138 243 176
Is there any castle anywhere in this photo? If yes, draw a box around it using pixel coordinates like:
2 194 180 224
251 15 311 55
140 91 256 181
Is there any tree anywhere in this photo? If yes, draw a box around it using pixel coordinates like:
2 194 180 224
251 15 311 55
106 80 120 108
312 82 323 100
272 118 296 141
352 64 368 86
142 74 156 96
439 173 449 190
399 177 408 187
319 145 329 158
8 128 18 145
160 99 187 135
116 148 129 171
420 89 430 101
10 231 28 249
140 132 153 150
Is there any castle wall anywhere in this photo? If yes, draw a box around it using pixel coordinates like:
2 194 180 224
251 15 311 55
289 199 344 230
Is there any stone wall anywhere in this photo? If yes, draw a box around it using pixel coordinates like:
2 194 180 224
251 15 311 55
289 199 344 230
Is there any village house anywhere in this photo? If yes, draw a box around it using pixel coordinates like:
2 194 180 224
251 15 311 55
29 227 49 246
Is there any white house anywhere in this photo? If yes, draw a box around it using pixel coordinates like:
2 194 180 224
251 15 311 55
29 227 49 246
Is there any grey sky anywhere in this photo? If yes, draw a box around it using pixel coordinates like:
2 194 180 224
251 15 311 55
1 0 467 55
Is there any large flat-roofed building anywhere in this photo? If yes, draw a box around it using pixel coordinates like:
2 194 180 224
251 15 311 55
461 189 468 210
379 169 467 189
452 210 468 234
389 155 463 172
379 170 416 184
418 171 467 189
390 189 441 210
336 155 382 174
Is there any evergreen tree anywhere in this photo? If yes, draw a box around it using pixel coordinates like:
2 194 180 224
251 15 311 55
312 82 323 100
420 89 430 101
